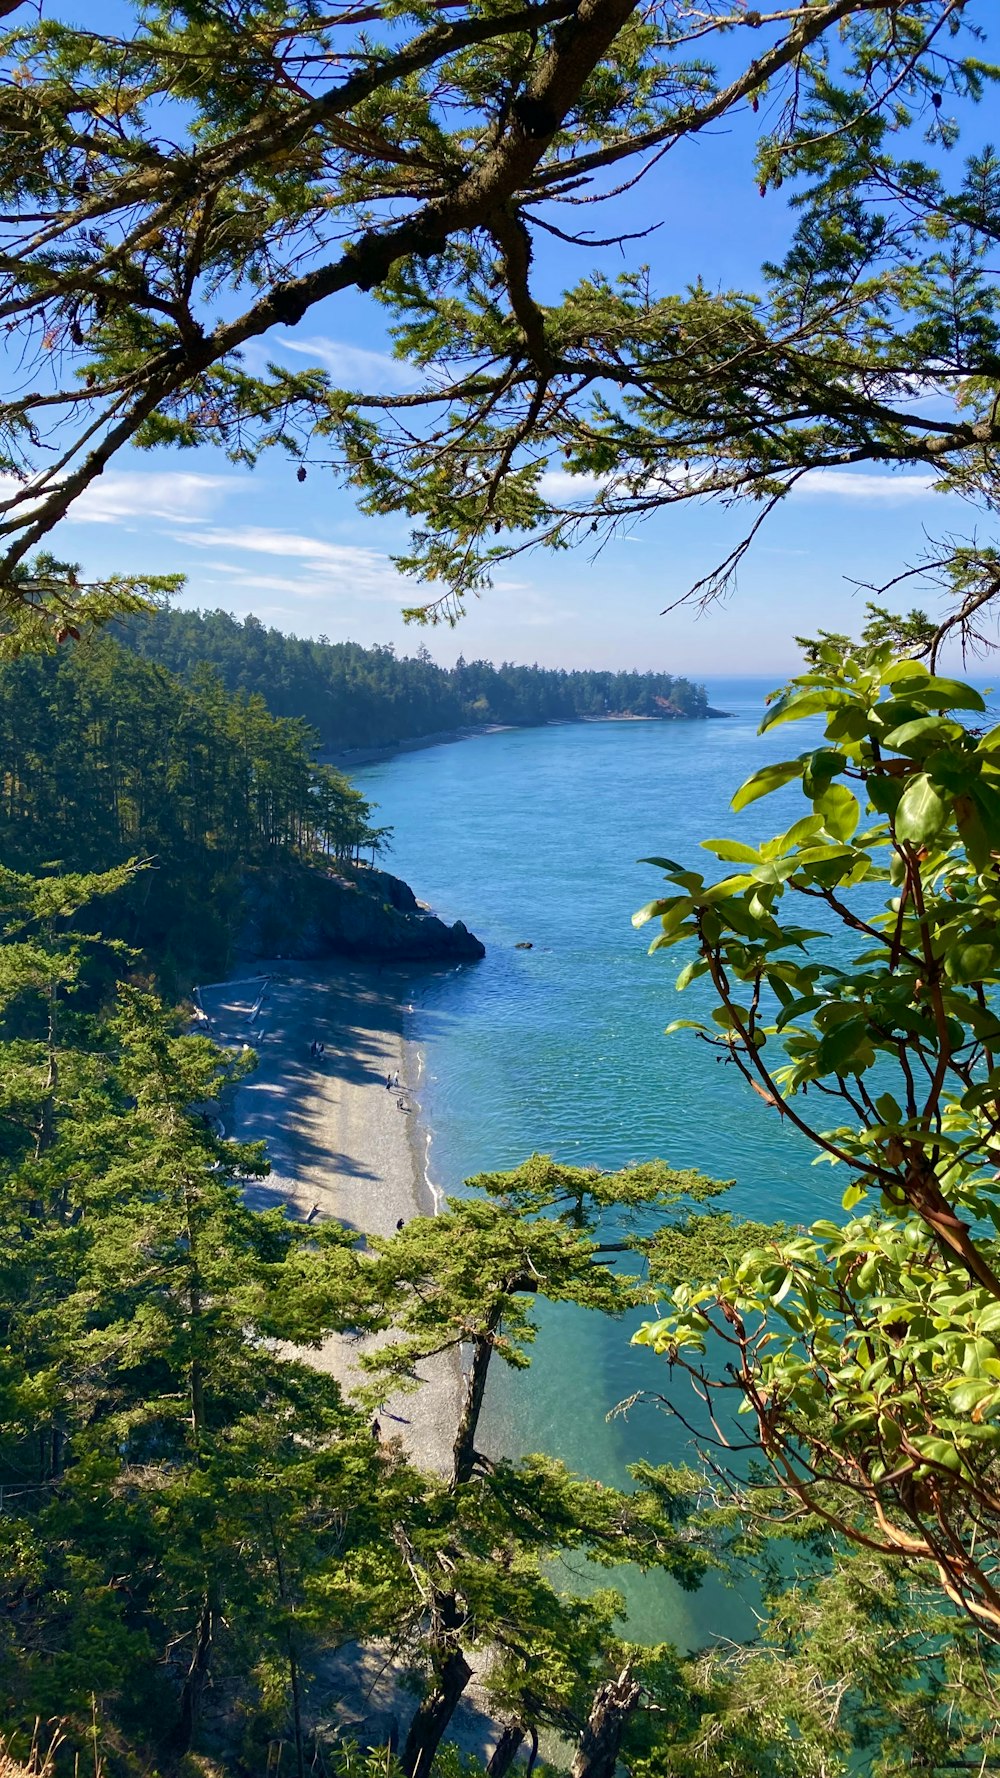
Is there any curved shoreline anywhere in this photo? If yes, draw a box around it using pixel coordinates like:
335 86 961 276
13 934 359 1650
198 961 462 1477
321 710 730 771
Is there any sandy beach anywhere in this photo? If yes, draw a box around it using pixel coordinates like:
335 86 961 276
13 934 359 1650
196 962 462 1477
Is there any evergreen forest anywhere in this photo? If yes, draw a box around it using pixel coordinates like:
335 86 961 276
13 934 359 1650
0 636 389 982
121 610 711 750
3 2 1000 1776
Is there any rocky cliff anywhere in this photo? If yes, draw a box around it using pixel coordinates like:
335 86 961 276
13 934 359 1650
237 862 485 963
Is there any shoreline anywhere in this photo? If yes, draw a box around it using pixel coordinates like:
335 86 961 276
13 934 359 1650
196 961 462 1477
320 709 731 771
319 722 512 770
402 1021 445 1220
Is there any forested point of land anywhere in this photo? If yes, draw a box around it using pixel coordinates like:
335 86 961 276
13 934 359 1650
120 609 712 749
0 635 389 984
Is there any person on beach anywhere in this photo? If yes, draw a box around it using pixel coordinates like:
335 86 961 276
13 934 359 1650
385 1072 392 1089
371 1418 381 1441
396 1217 405 1231
392 1070 399 1089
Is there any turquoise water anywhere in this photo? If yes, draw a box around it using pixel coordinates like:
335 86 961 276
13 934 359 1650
354 677 836 1647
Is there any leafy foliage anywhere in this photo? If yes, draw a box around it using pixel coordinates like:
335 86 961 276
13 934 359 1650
634 649 1000 1637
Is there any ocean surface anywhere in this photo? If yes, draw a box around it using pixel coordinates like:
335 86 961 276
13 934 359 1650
352 676 845 1648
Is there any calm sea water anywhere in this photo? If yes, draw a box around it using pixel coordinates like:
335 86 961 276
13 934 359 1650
353 676 840 1646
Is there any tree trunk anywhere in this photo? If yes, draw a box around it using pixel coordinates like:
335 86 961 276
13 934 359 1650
487 1723 526 1778
401 1594 472 1778
288 1647 306 1778
267 1505 306 1778
171 1592 216 1754
401 1646 472 1778
571 1667 640 1778
452 1305 504 1488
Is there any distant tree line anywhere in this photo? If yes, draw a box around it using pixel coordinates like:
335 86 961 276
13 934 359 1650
0 638 387 983
119 609 711 750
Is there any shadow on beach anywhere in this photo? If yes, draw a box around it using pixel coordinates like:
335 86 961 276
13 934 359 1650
196 957 465 1479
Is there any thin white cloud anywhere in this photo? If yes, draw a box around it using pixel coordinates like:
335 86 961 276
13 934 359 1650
540 463 949 507
537 469 607 502
176 524 411 601
0 469 240 526
274 334 422 392
797 469 941 503
201 568 391 603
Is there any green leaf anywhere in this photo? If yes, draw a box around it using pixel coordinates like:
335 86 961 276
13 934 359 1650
815 782 860 840
874 1093 902 1123
674 958 704 991
730 759 803 813
894 773 948 844
948 1378 996 1414
779 815 824 849
944 941 995 985
881 659 931 685
865 773 905 816
882 716 963 754
817 1017 873 1073
760 689 853 732
902 677 986 713
802 748 847 796
955 793 993 869
649 928 689 952
632 896 688 930
700 838 760 863
775 994 826 1030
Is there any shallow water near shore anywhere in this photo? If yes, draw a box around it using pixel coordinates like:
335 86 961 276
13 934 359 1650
353 678 839 1648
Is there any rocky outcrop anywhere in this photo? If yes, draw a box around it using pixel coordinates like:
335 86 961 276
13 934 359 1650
237 862 485 963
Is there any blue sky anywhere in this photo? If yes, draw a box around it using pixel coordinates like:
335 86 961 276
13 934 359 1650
35 2 999 676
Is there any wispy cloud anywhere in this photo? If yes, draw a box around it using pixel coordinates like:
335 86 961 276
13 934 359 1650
796 469 941 503
177 524 410 601
0 469 242 528
68 471 237 525
537 468 607 503
539 464 946 507
273 334 422 392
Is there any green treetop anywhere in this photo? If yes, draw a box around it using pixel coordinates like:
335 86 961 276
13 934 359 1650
318 1156 736 1778
363 1154 730 1489
0 1 981 637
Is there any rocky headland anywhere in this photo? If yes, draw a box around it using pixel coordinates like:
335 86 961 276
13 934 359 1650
237 861 485 963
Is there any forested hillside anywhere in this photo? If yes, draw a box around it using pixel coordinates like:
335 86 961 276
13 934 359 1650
120 609 711 749
0 638 386 980
5 0 1000 1772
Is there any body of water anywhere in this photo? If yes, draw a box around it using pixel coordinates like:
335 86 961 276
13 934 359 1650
353 676 838 1646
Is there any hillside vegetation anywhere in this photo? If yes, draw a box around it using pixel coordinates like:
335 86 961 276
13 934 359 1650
120 610 711 750
0 636 389 982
